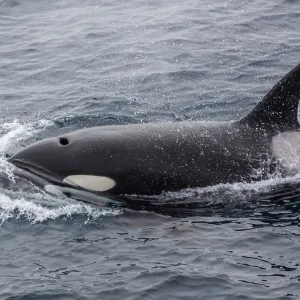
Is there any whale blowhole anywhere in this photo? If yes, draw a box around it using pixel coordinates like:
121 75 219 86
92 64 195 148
59 137 69 146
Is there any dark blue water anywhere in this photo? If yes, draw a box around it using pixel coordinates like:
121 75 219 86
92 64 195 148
1 0 300 299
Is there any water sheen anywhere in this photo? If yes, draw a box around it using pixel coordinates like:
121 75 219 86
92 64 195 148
1 0 300 299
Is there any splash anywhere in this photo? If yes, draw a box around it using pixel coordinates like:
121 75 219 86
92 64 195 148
0 119 122 226
0 119 51 181
0 192 121 225
0 119 50 150
163 176 299 198
129 173 300 209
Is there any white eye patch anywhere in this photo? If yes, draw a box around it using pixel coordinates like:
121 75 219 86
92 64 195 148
272 131 300 174
63 175 116 192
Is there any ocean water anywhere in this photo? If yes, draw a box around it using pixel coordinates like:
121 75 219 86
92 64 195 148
1 0 300 299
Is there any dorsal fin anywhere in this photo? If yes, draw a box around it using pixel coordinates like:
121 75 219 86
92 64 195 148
240 63 300 130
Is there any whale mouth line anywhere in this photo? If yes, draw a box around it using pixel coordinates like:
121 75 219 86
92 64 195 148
9 158 66 187
8 159 123 206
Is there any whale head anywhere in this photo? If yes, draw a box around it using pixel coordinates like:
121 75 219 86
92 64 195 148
8 133 117 199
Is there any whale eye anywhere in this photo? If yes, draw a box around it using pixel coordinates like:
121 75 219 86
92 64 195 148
59 137 69 146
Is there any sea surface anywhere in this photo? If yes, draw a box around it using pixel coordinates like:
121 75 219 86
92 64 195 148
1 0 300 299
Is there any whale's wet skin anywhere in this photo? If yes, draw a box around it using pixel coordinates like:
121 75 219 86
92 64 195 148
8 63 300 207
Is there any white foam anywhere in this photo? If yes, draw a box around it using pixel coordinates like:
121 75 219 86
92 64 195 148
0 119 52 181
0 120 30 181
130 173 300 206
0 119 51 152
0 192 121 225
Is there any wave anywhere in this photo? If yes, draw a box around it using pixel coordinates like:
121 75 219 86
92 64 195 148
0 192 120 225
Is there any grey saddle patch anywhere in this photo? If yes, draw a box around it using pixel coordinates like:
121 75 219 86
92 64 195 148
272 131 300 174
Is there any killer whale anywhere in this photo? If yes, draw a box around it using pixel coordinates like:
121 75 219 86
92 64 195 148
8 63 300 201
